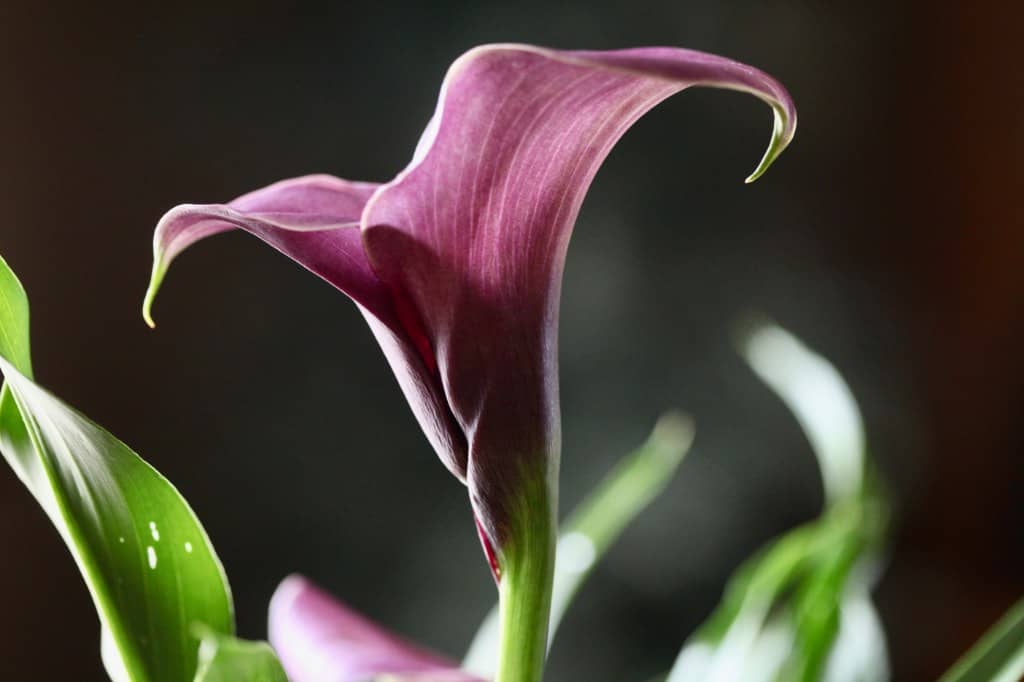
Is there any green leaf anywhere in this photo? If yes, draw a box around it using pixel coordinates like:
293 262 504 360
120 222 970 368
667 503 886 682
939 598 1024 682
783 528 860 681
463 413 694 675
0 254 234 681
0 254 32 378
666 320 889 682
740 319 866 507
192 626 288 682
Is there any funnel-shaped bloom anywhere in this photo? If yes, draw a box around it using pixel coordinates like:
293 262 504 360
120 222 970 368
144 44 796 572
269 575 482 682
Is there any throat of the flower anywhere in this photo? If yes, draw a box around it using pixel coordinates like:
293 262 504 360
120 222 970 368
389 285 438 377
383 277 470 468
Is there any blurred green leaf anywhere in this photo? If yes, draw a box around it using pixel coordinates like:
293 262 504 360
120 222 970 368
783 521 860 680
0 255 32 377
463 413 694 675
939 598 1024 682
192 627 288 682
0 254 234 681
670 497 886 682
740 320 865 507
562 412 695 555
665 320 890 682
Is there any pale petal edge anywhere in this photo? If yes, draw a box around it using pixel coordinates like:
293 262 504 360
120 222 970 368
371 42 797 216
561 45 797 182
143 174 378 328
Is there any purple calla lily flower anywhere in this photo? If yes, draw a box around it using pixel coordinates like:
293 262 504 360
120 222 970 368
144 44 795 580
269 575 482 682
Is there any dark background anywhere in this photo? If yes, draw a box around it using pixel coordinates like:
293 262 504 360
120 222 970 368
1 1 1021 680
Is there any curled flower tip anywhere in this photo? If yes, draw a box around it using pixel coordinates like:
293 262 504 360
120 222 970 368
745 101 797 184
142 253 168 329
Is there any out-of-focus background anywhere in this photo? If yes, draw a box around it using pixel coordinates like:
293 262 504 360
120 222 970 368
1 1 1021 680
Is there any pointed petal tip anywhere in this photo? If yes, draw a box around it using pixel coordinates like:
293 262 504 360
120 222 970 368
141 305 156 330
141 255 168 329
744 101 796 184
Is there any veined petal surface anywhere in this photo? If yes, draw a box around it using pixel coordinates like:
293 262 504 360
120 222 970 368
144 43 796 562
144 174 469 478
361 44 796 547
145 174 385 328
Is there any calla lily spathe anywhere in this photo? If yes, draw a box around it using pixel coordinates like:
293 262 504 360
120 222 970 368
269 575 482 682
144 44 796 570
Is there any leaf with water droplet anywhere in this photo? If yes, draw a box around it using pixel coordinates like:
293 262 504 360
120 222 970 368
0 254 234 681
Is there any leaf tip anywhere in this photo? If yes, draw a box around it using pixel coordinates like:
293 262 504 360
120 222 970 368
651 410 696 463
732 310 774 353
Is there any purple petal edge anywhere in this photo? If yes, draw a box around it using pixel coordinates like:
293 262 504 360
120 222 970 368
143 174 382 329
268 575 483 682
141 173 470 480
143 43 797 568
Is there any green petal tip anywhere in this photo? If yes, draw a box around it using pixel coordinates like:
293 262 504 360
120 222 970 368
142 257 167 329
745 103 795 184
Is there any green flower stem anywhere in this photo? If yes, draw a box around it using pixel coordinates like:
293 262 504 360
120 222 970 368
494 469 557 682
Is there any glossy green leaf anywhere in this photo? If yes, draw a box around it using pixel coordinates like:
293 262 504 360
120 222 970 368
0 255 32 377
463 413 694 675
939 598 1024 682
0 254 233 681
192 627 288 682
